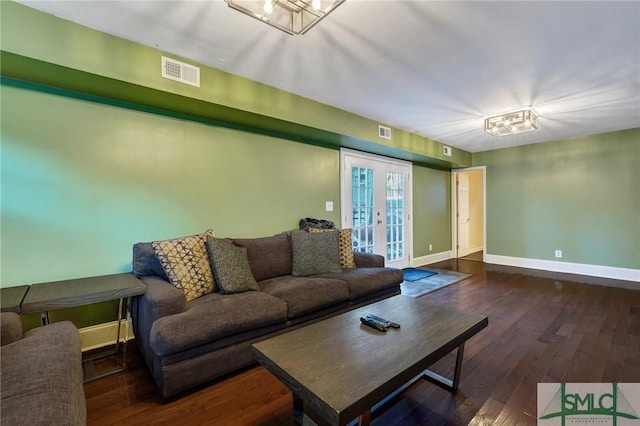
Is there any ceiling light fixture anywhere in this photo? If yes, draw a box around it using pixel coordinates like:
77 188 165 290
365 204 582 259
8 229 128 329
484 108 539 136
225 0 345 35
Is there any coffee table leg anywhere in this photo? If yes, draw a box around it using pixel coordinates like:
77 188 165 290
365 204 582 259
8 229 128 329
423 343 465 392
293 393 304 425
358 409 371 426
451 342 465 391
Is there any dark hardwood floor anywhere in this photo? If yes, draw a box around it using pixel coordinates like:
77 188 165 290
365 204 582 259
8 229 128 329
84 260 640 425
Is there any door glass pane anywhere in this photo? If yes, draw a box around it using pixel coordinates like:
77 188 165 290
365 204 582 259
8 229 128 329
352 166 374 253
386 171 404 261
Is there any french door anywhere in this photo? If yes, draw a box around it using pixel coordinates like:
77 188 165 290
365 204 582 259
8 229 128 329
340 149 412 269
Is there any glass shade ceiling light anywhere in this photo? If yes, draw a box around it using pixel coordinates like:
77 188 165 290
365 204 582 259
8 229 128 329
484 108 539 136
226 0 345 35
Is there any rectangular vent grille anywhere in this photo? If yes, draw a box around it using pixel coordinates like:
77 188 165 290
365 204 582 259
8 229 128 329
378 125 391 139
161 56 200 87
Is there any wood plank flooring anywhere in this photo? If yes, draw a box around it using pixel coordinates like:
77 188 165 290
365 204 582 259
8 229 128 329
84 260 640 425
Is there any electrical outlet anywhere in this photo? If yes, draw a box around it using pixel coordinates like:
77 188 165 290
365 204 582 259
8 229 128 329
555 250 563 258
429 244 433 251
325 201 333 212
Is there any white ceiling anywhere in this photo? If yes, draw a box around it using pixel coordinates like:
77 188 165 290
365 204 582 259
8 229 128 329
16 0 640 153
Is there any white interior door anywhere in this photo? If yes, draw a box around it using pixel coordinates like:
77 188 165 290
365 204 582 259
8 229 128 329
341 149 412 269
457 172 471 257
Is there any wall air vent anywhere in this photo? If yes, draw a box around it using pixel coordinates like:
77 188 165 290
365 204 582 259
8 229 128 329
378 125 392 140
161 56 200 87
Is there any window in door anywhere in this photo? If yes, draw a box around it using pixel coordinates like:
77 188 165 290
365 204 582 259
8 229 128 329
352 166 375 254
386 171 405 262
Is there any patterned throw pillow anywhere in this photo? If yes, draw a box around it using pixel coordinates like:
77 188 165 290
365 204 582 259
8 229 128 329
152 230 215 302
290 230 342 276
206 237 260 294
309 228 356 269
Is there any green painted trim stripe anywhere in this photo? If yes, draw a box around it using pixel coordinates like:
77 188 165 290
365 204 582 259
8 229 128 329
1 50 456 170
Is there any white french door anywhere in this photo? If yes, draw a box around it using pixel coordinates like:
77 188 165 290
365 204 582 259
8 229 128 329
340 149 412 269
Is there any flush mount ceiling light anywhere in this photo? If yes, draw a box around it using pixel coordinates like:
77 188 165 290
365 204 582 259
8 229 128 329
226 0 345 35
484 108 539 136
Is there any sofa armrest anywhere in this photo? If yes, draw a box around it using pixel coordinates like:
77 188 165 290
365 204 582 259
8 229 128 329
353 252 385 268
1 312 23 346
2 320 86 426
131 276 187 349
133 277 187 323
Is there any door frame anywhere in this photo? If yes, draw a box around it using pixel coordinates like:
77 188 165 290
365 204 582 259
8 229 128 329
340 148 413 268
451 166 486 260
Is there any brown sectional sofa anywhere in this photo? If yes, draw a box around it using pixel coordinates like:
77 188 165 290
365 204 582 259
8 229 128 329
131 231 402 398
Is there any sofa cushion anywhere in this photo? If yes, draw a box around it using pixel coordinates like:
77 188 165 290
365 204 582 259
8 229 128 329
290 230 342 276
152 230 215 302
315 267 403 300
353 251 385 268
149 291 288 356
232 234 292 282
259 276 349 319
309 228 356 269
206 237 259 294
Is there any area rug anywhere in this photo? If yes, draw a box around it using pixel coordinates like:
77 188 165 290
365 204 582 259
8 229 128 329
401 269 472 298
402 268 438 282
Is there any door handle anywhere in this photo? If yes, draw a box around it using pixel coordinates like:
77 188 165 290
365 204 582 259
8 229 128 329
377 220 383 224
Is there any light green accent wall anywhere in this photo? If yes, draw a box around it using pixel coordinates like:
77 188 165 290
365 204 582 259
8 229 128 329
1 84 340 287
0 83 342 329
473 128 640 269
0 1 471 168
1 83 451 328
412 166 452 258
0 2 454 328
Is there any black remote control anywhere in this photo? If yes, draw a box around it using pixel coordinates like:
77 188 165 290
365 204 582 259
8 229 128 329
366 314 400 329
360 316 387 332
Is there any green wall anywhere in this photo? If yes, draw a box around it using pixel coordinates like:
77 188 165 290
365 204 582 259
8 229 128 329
0 83 337 327
0 81 452 327
412 166 452 257
0 2 456 329
1 84 341 286
473 128 640 269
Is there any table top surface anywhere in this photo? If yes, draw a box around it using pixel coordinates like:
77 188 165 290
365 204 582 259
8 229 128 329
252 295 488 425
0 285 30 313
20 273 146 314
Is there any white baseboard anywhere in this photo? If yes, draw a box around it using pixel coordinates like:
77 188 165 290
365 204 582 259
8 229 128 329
468 246 483 254
485 254 640 283
412 251 452 267
79 319 134 352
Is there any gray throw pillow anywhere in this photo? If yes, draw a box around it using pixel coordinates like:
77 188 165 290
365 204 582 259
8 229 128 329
290 230 342 276
206 237 260 294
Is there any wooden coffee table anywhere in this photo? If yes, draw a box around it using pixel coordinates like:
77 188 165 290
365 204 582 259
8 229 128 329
252 295 488 426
